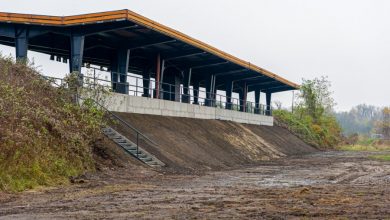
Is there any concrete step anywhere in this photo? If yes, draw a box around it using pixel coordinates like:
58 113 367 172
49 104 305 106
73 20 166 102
141 157 153 162
113 138 127 144
119 143 136 150
102 126 165 168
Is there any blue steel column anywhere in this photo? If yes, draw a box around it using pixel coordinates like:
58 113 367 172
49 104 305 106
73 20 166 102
142 67 151 97
205 74 215 106
254 88 261 114
117 49 130 94
161 72 172 101
225 81 233 110
15 27 29 61
193 80 200 105
174 75 181 102
238 90 244 112
110 59 119 92
69 33 85 85
182 68 192 103
266 92 272 116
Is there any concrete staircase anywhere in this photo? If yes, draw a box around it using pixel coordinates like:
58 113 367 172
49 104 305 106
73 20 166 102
102 127 165 168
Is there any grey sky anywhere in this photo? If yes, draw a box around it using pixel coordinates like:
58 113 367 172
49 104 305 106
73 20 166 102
0 0 389 111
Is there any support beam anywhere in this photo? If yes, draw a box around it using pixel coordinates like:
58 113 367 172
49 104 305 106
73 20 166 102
204 74 215 106
142 67 151 97
192 61 228 69
247 80 279 88
212 74 217 102
215 69 248 76
110 58 119 91
263 85 292 93
113 48 130 94
0 25 15 38
161 71 180 101
155 54 161 99
243 83 248 112
130 39 176 50
182 68 192 103
254 88 260 114
118 49 130 83
15 27 29 61
165 51 206 61
238 84 248 112
238 90 244 112
225 81 233 110
79 24 138 36
69 33 85 85
159 59 166 99
266 92 272 116
232 75 266 83
193 80 200 105
174 75 181 102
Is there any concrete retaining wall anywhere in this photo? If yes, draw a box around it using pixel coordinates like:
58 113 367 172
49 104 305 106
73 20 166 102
104 93 273 126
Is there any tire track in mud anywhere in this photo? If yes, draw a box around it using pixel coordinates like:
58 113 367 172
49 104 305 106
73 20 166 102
1 151 390 219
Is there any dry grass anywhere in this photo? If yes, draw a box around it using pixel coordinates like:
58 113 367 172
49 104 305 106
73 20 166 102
0 56 105 191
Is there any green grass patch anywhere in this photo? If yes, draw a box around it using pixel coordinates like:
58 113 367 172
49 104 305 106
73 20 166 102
368 154 390 161
337 145 390 152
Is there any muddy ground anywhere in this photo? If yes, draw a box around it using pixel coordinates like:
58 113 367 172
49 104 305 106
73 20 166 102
0 151 389 219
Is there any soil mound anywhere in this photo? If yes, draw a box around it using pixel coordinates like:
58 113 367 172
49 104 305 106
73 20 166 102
112 113 317 173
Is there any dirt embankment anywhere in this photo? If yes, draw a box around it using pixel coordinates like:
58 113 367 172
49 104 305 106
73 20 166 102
112 113 317 173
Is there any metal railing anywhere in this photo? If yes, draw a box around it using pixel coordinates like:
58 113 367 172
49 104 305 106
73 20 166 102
80 71 273 116
41 75 158 161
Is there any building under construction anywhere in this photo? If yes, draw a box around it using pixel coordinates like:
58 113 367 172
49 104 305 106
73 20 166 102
0 9 299 125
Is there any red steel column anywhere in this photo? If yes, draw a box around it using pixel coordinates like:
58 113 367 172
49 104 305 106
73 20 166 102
155 53 161 99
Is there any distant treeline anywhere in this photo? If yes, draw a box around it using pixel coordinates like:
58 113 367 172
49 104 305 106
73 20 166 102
335 104 385 136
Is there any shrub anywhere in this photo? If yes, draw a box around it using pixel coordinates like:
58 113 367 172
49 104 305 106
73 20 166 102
0 56 106 191
273 76 341 148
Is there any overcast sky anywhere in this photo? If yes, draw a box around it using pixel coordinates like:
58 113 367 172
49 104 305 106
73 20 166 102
0 0 389 111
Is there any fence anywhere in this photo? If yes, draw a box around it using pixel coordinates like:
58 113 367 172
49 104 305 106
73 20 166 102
44 71 273 116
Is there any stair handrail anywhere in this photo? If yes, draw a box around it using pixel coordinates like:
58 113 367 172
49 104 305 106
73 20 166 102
77 94 158 146
41 74 159 147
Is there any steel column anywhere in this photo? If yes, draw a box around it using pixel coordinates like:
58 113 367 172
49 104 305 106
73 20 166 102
69 33 85 85
204 74 214 106
142 67 151 97
15 27 29 61
110 59 119 92
243 83 248 112
193 80 200 105
174 75 181 102
238 90 244 112
266 92 272 116
117 49 130 94
155 54 161 99
159 59 166 99
182 68 192 103
225 81 233 110
254 88 260 114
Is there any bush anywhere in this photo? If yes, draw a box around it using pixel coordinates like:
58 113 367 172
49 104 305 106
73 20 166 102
273 76 341 148
274 109 341 148
0 56 106 191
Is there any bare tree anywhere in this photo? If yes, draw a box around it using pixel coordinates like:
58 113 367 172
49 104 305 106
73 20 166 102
374 107 390 139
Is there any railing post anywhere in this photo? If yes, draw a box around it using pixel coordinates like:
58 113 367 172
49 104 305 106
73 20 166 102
170 84 172 101
136 133 139 158
136 77 138 96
